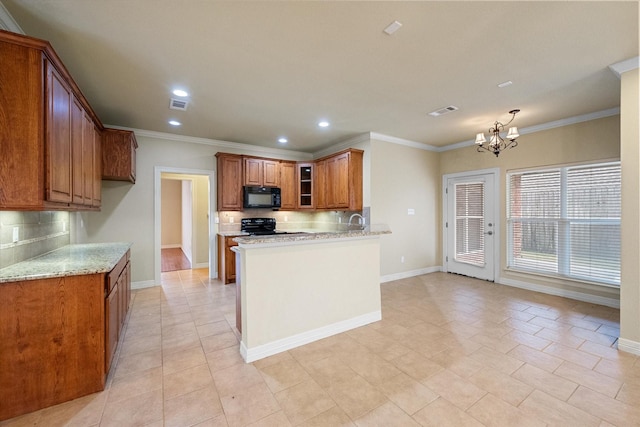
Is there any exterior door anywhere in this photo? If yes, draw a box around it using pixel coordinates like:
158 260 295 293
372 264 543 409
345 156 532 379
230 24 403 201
445 172 496 281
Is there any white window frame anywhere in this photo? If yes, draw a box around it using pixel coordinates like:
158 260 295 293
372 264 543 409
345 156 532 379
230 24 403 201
506 161 621 287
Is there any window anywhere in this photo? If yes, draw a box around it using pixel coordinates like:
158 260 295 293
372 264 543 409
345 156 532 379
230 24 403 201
507 162 621 286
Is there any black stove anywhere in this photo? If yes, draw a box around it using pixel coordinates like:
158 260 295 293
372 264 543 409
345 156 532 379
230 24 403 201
241 217 280 235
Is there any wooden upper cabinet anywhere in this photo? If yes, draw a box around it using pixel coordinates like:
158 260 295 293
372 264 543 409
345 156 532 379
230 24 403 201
279 161 297 210
314 159 327 210
102 129 137 183
0 30 103 211
216 153 243 211
243 157 280 187
319 148 363 211
297 163 314 209
92 126 102 207
46 62 73 204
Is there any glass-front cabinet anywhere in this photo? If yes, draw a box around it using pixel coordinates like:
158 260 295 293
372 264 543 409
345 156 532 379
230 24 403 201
297 163 314 209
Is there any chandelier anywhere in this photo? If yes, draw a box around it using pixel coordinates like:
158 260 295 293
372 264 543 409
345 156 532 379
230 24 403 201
475 109 520 157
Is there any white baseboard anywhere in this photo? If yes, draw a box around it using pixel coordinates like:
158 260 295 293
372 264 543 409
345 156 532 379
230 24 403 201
499 277 620 308
240 310 382 363
161 244 182 249
380 266 442 283
132 280 157 290
618 338 640 356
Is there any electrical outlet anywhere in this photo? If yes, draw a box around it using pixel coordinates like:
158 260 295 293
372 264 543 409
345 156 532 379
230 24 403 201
229 217 234 223
338 217 341 224
401 255 405 263
12 227 19 243
284 216 288 222
214 217 220 224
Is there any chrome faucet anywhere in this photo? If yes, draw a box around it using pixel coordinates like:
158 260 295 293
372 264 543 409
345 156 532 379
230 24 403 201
348 213 365 230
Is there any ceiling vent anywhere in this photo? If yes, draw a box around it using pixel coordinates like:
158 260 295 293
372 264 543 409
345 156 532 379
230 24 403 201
169 98 188 111
428 105 459 117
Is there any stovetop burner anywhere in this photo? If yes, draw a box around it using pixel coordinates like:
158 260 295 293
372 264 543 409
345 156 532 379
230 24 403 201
241 217 277 235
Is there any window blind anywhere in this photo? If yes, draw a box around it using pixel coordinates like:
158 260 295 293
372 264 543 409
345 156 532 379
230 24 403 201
455 182 485 266
507 162 620 286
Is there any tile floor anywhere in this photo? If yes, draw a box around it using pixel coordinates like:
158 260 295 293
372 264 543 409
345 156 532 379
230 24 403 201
2 269 640 426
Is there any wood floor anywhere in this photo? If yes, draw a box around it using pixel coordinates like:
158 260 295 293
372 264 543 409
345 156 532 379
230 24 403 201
161 247 191 272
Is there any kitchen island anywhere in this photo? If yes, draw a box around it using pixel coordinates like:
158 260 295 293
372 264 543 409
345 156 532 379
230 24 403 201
0 243 132 421
232 227 390 362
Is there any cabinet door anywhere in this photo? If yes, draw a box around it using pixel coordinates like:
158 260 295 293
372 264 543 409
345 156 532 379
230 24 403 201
279 162 296 210
225 237 238 283
244 158 263 186
327 153 350 208
92 126 102 207
46 62 73 204
217 155 243 210
262 160 280 187
105 284 119 373
314 160 327 210
297 163 314 209
82 111 95 206
71 98 85 205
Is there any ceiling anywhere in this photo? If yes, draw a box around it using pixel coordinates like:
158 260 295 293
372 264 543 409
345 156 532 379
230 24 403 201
2 1 638 153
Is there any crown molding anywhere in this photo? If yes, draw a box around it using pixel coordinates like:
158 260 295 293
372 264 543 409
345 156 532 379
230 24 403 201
0 2 24 33
609 56 640 78
436 107 621 153
370 132 440 152
104 125 313 161
312 133 372 159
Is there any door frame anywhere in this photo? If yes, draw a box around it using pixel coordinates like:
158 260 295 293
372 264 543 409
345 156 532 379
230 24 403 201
154 166 216 284
442 167 501 282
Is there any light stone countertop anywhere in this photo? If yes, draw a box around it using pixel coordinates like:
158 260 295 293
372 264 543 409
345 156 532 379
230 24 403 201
233 225 391 245
0 243 132 283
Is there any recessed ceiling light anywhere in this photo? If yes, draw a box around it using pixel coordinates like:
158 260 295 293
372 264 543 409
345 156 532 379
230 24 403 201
172 89 189 97
383 20 403 35
278 137 288 143
318 121 330 128
168 120 181 126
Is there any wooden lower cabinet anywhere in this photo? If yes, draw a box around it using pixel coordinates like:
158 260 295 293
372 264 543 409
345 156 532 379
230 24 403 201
218 234 239 284
0 251 131 421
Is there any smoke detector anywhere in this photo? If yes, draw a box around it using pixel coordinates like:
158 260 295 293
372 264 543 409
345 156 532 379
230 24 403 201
169 98 188 111
428 105 459 117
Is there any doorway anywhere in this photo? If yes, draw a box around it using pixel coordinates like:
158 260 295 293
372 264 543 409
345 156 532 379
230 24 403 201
154 167 216 284
443 168 499 281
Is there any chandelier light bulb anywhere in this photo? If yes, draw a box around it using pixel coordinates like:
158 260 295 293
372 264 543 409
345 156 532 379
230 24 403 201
474 109 521 157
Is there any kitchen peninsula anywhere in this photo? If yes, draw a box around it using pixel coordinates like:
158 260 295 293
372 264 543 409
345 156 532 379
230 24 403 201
232 227 390 362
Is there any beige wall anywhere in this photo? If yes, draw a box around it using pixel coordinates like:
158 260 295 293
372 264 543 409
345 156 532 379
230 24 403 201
620 68 640 346
370 139 441 277
440 115 621 303
161 178 182 247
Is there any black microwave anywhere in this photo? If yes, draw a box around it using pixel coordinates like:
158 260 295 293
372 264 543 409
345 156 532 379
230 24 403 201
243 186 281 209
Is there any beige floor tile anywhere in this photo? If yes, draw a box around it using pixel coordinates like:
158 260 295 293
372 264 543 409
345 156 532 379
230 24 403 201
200 330 239 353
469 333 520 353
519 390 601 427
274 379 336 425
162 331 202 356
100 388 163 427
570 326 617 347
529 316 573 332
468 346 524 375
543 342 601 369
164 385 224 427
501 317 543 335
535 327 586 348
467 393 545 427
325 374 389 419
505 329 552 351
569 385 640 426
353 401 421 426
343 352 403 385
37 390 109 427
113 348 163 379
508 344 564 373
163 363 215 400
616 381 640 406
163 345 208 376
246 410 292 427
220 382 281 427
192 414 230 426
422 369 486 411
213 362 267 397
593 357 640 381
107 366 162 404
512 363 578 401
304 355 360 388
389 350 444 381
258 357 311 393
206 345 245 372
412 397 485 427
297 406 355 427
554 361 623 398
196 320 234 339
468 366 533 406
377 372 438 415
252 351 294 369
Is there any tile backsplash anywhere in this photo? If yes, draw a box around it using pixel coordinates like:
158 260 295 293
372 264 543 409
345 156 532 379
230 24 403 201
0 211 70 269
217 207 370 233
